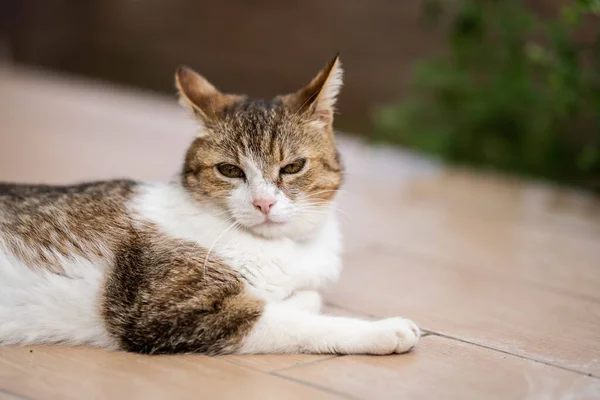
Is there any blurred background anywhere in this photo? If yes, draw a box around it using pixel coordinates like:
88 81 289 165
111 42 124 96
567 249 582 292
0 0 599 190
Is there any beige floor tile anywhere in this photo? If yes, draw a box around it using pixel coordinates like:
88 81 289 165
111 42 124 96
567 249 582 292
341 149 600 238
0 67 193 184
278 335 600 400
0 391 24 400
326 250 600 376
406 171 600 237
0 346 342 400
218 354 337 373
338 185 600 302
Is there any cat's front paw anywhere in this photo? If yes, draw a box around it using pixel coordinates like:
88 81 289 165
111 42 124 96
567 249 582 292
374 317 420 354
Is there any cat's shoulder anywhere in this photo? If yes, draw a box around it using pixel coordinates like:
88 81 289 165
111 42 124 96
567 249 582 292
129 181 231 243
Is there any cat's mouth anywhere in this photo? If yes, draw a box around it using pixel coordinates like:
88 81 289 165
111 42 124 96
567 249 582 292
251 217 288 228
259 219 286 226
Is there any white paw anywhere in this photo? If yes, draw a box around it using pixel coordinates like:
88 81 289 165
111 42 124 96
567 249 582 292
373 317 420 354
283 291 323 313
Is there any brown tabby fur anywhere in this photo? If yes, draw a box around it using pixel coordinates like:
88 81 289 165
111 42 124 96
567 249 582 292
102 224 264 355
0 181 136 274
182 99 342 206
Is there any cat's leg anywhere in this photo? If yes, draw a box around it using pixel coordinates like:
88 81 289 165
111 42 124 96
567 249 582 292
238 302 420 355
103 235 418 355
283 290 323 313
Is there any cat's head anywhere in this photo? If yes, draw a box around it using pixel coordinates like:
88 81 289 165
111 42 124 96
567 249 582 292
176 56 344 240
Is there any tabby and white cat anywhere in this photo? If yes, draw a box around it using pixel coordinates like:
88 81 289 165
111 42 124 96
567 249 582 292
0 57 420 355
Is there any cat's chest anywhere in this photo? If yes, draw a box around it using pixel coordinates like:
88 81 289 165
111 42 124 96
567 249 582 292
209 226 342 301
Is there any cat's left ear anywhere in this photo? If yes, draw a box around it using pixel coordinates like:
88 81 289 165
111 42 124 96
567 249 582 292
284 54 343 127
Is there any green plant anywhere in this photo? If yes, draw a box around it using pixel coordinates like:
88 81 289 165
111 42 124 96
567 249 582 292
374 0 600 190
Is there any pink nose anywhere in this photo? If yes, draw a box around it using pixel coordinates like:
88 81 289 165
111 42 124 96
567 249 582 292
253 198 276 215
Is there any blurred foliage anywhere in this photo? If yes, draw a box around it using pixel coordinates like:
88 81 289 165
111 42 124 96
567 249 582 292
374 0 600 190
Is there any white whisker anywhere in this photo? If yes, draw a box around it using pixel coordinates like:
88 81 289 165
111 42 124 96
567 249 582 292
301 189 348 201
295 203 352 227
201 221 239 276
300 202 351 218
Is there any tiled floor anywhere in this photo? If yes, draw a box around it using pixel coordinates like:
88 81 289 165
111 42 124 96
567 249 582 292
1 65 599 399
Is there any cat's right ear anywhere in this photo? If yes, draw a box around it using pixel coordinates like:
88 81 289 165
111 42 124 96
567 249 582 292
176 66 219 117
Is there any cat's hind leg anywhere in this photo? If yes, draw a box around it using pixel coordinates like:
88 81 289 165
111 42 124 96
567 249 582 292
102 236 267 355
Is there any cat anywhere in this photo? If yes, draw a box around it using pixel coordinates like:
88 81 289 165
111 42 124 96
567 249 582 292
0 56 420 355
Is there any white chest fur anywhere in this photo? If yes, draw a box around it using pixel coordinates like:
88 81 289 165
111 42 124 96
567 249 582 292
131 183 343 301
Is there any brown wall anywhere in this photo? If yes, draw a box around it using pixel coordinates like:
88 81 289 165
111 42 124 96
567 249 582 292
3 0 569 133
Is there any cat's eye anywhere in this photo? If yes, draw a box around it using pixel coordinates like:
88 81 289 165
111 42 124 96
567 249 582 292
280 159 306 175
217 164 245 179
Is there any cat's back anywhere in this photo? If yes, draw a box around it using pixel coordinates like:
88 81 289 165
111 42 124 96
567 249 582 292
0 180 139 274
0 180 138 208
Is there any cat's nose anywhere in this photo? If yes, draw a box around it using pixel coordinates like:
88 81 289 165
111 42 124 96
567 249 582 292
253 198 276 215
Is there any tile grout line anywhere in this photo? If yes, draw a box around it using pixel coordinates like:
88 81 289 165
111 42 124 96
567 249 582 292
269 372 361 400
0 388 33 400
326 302 600 380
426 331 600 380
216 356 356 400
271 355 341 373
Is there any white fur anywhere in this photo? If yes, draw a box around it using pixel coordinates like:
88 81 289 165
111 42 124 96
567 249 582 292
306 59 344 131
280 290 323 314
131 181 343 301
0 240 116 348
316 58 343 113
239 303 420 355
227 156 334 240
241 290 416 354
